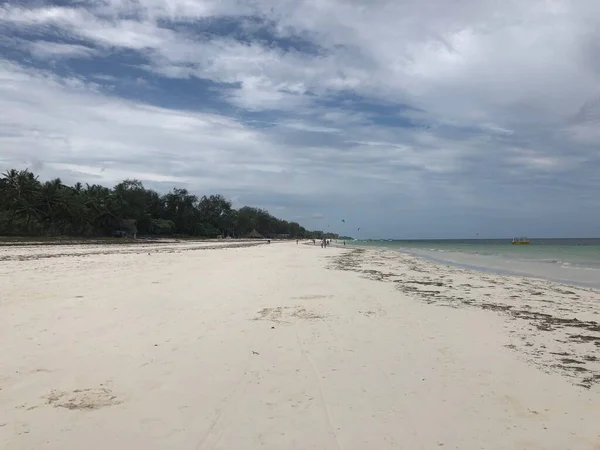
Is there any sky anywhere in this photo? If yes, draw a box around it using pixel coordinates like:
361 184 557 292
1 0 600 239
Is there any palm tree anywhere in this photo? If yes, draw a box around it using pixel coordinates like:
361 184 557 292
0 169 40 233
36 178 73 235
84 184 118 232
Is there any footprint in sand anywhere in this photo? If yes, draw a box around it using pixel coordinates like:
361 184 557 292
46 388 122 411
254 306 327 322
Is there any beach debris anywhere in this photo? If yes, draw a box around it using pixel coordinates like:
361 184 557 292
252 350 260 355
327 246 600 389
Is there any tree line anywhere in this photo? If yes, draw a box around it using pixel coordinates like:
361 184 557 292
0 169 339 239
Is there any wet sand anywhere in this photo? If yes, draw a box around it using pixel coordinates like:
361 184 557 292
1 242 599 449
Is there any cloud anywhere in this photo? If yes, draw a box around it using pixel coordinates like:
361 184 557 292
0 60 262 187
27 41 99 59
0 60 401 197
1 0 600 237
3 1 598 125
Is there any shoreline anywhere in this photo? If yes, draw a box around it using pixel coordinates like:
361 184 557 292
396 247 600 290
335 246 600 389
2 242 599 449
348 242 600 289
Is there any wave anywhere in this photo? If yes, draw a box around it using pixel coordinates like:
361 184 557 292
529 258 563 264
383 242 600 271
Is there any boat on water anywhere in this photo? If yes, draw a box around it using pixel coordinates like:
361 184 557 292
512 237 531 245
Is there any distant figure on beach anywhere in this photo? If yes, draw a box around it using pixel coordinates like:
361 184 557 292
343 241 346 246
296 239 298 244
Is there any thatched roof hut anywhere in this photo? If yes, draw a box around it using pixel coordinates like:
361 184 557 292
245 229 264 239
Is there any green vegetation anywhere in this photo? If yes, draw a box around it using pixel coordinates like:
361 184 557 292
0 169 339 240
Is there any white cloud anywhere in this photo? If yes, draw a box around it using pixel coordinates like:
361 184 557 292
0 60 421 200
2 0 598 132
0 5 83 26
0 60 264 188
27 41 99 59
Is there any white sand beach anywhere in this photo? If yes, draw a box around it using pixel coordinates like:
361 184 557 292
1 241 599 449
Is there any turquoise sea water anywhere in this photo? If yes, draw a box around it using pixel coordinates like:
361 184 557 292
354 239 600 288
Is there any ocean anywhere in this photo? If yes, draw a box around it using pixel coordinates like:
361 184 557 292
354 238 600 289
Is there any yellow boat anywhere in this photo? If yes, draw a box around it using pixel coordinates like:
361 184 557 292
512 237 530 245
